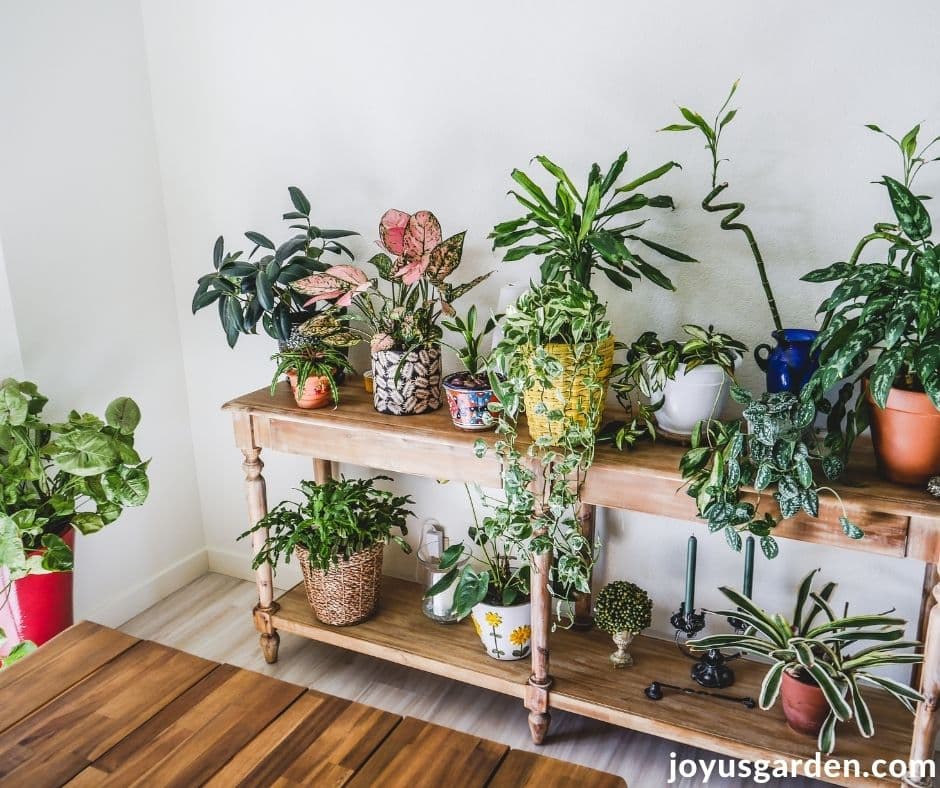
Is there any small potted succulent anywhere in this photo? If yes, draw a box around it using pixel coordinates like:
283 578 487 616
423 486 531 660
688 570 923 753
594 581 653 668
239 476 413 626
293 209 490 416
0 379 149 664
270 343 355 409
441 305 500 430
192 186 358 350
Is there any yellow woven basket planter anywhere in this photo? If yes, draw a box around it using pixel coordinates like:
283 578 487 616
523 335 615 443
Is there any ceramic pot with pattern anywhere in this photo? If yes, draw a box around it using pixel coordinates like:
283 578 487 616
470 600 532 661
442 372 496 431
371 345 443 416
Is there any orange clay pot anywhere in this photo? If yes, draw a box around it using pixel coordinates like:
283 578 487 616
286 370 332 409
780 670 830 737
867 385 940 486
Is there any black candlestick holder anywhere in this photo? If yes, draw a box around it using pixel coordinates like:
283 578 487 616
669 602 705 637
671 602 737 689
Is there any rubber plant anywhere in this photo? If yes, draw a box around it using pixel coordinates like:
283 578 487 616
0 379 149 666
688 570 923 754
192 186 359 348
678 385 861 559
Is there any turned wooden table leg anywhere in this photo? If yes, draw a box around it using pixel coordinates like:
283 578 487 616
527 544 553 744
907 565 940 787
573 503 596 630
242 445 279 664
913 562 937 689
313 458 332 484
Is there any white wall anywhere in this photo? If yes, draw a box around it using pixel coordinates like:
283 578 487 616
0 0 207 625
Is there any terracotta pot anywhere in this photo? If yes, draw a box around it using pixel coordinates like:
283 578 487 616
867 385 940 486
442 372 496 431
0 526 76 656
287 369 332 409
780 670 830 737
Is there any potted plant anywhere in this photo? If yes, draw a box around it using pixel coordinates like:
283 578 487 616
688 570 923 754
423 486 531 660
239 475 413 626
270 342 355 409
611 324 745 444
0 379 149 664
594 581 653 668
192 185 358 350
802 124 940 485
441 305 500 431
679 385 862 559
662 82 817 394
293 209 490 416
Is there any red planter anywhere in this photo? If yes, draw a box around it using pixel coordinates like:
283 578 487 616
781 670 830 737
0 527 75 656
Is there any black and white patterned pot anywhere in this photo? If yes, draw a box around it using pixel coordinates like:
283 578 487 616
371 345 443 416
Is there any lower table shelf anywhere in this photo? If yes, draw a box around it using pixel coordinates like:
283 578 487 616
271 576 916 788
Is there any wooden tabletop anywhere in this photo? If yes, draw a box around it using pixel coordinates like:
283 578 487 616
0 621 626 788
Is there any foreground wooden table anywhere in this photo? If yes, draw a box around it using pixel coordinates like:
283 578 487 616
0 621 625 787
225 383 940 787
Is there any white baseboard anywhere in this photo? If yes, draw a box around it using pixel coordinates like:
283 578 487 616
86 547 210 627
208 545 301 589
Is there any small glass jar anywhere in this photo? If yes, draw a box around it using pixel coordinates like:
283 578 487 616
416 523 468 624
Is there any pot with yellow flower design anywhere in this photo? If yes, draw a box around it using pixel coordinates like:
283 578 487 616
470 600 532 660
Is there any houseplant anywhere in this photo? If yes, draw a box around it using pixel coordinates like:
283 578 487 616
688 570 923 754
192 185 358 349
441 305 500 431
662 82 817 394
423 485 531 659
802 124 940 484
610 324 745 446
269 342 355 409
239 475 413 626
679 385 862 559
0 379 149 661
294 209 490 416
594 581 653 668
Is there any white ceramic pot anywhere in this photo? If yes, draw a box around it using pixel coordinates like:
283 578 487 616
470 600 532 660
656 363 733 437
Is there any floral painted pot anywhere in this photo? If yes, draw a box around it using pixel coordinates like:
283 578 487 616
442 372 496 431
286 370 332 410
754 329 819 394
372 345 443 416
655 362 734 439
780 670 830 737
867 385 940 486
470 600 532 661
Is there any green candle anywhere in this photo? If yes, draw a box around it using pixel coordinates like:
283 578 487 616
684 535 697 613
743 535 755 599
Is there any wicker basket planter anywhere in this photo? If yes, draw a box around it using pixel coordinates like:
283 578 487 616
523 335 615 443
295 542 384 626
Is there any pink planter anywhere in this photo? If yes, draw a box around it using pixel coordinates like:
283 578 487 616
0 527 75 656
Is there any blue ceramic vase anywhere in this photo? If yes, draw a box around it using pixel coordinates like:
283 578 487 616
754 329 819 394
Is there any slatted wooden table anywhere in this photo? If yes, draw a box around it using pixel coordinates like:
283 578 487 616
0 621 626 788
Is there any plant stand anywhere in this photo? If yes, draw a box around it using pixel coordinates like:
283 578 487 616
225 382 940 788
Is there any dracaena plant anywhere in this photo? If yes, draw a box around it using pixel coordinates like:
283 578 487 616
607 324 746 449
662 81 784 332
801 124 940 459
688 570 923 754
293 209 490 353
488 152 696 291
679 386 861 559
192 186 359 347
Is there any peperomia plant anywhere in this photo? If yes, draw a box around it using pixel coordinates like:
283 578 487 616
802 124 940 459
192 186 359 347
489 152 696 290
679 386 861 559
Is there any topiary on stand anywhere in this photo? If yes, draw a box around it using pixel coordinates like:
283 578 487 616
594 580 653 668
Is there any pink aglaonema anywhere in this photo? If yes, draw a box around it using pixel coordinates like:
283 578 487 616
395 211 443 284
379 209 410 256
293 265 370 307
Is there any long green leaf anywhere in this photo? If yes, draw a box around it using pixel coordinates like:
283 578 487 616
848 676 874 738
807 663 852 721
616 161 681 194
806 614 907 639
511 169 556 217
793 569 820 632
716 586 790 645
817 711 838 755
758 661 786 710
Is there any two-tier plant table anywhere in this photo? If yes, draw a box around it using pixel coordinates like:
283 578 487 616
225 382 940 787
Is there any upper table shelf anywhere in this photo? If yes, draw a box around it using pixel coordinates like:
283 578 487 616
224 381 940 562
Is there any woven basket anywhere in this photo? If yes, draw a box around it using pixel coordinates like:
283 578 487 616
523 335 615 443
295 542 384 626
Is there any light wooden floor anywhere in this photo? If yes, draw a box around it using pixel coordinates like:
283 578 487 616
120 572 823 788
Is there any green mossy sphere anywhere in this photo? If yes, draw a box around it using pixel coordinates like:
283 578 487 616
594 581 652 635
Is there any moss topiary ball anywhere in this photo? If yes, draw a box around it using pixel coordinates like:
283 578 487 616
594 580 652 635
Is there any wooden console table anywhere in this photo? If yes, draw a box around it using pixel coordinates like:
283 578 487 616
225 382 940 787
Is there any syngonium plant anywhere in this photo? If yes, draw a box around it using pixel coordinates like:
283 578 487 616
293 209 490 353
688 570 923 754
801 123 940 460
488 152 697 291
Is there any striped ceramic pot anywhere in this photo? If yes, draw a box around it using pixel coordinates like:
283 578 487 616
371 345 443 416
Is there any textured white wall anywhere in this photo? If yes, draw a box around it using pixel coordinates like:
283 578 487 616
0 0 207 624
136 0 940 668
